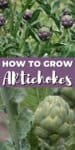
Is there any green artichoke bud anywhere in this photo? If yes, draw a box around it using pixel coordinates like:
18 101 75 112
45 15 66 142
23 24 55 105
33 96 75 141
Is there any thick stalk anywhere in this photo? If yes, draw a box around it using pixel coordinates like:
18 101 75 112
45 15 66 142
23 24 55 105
0 88 20 150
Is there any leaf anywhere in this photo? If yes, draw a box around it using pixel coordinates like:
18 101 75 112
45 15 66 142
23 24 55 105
29 9 41 23
39 3 60 29
9 52 24 57
52 1 60 13
50 14 60 29
36 0 44 5
40 4 51 15
24 42 32 56
53 43 67 47
0 142 8 150
20 138 31 150
0 142 14 150
25 27 30 39
23 0 34 8
14 88 27 103
1 44 17 52
18 108 33 139
0 88 14 103
30 28 40 42
0 88 26 104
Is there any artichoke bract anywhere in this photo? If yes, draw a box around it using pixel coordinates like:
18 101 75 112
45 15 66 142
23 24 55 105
33 96 75 140
59 88 75 108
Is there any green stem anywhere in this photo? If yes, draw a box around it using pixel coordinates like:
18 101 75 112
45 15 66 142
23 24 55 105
35 88 40 104
19 24 27 55
8 0 14 35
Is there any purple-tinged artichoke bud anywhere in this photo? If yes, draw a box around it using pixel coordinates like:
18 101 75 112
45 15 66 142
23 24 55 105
0 0 8 9
38 27 52 41
0 15 5 26
61 15 74 29
23 9 33 21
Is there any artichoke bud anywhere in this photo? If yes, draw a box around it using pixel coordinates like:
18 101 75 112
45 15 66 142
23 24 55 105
33 96 74 139
38 27 52 41
0 14 5 27
0 0 8 9
61 15 74 28
23 9 33 21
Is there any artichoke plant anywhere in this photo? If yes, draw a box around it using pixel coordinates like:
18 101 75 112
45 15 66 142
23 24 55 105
32 96 75 145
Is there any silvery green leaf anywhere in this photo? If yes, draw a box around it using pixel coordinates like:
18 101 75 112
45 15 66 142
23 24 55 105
0 141 14 150
14 88 27 103
0 88 14 103
0 88 26 103
18 108 33 139
20 139 31 150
